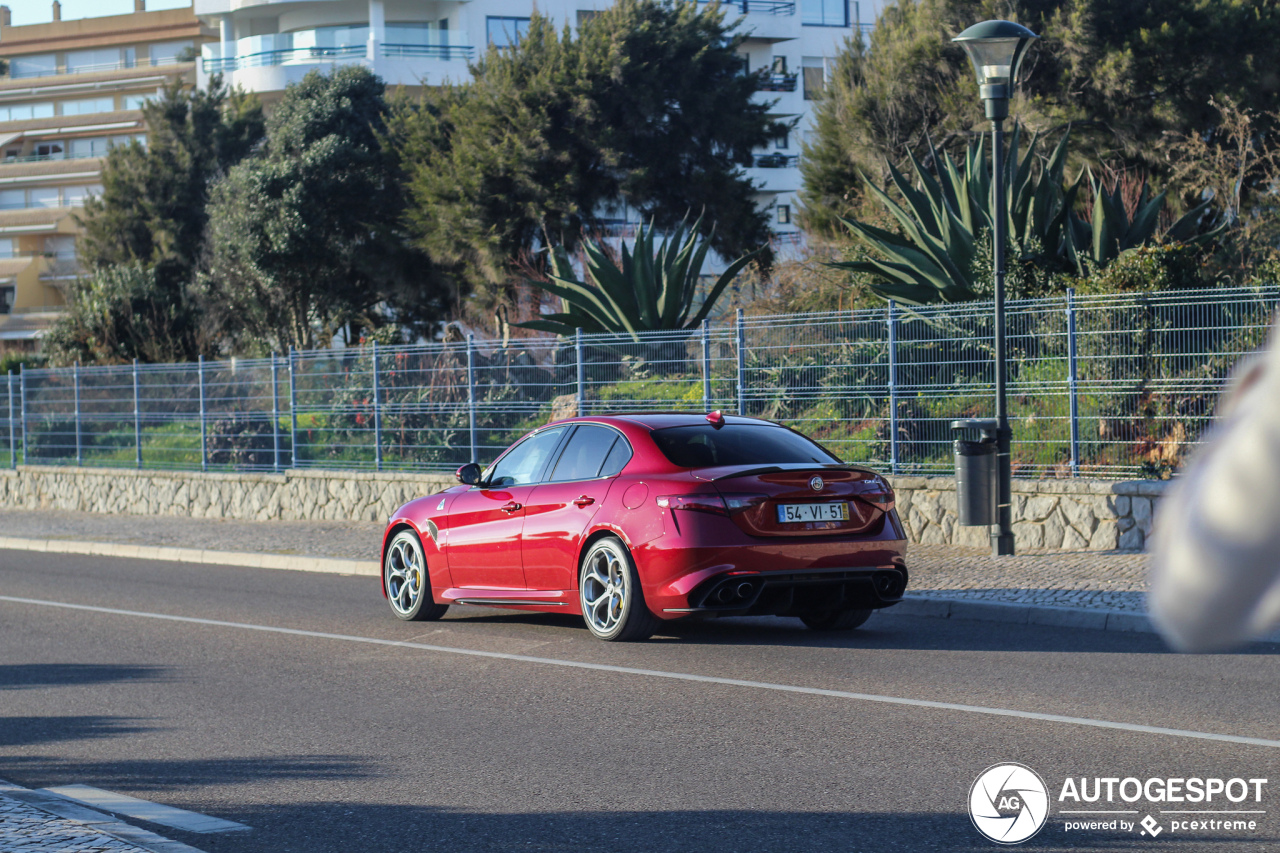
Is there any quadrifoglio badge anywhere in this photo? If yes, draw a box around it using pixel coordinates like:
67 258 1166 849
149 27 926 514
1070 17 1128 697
969 765 1269 844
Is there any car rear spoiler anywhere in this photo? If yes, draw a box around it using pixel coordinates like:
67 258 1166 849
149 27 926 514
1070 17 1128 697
703 463 881 481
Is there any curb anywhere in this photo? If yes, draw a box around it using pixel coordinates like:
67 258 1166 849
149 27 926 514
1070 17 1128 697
893 595 1157 634
0 778 208 853
0 536 379 576
894 595 1280 644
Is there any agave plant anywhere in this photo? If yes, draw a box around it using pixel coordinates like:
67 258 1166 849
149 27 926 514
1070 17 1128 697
832 128 1222 306
515 217 760 340
1072 173 1221 274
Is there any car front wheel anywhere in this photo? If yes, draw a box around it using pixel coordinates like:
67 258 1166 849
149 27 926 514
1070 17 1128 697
579 537 658 642
385 529 449 622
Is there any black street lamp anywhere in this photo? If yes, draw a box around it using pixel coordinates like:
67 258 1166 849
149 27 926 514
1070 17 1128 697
953 20 1037 557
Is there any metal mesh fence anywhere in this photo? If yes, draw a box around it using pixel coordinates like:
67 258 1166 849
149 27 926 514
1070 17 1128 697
5 285 1277 478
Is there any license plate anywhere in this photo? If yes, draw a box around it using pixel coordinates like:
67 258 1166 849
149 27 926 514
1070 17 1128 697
776 502 850 523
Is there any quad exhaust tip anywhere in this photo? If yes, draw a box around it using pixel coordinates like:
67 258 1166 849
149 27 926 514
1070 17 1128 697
713 581 758 604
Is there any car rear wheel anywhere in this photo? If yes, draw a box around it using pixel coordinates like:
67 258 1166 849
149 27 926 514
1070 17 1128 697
385 529 449 622
801 608 873 631
579 537 658 642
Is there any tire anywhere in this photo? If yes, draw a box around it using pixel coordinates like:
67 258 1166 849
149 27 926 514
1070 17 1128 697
578 536 659 642
384 529 449 622
801 608 873 631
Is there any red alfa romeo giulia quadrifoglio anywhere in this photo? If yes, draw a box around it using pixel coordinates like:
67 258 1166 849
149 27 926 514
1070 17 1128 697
380 412 908 641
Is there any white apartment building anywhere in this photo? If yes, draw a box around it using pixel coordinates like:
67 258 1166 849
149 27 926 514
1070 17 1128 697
194 0 884 247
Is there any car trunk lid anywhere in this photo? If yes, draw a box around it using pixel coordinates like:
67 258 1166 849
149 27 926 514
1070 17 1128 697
697 464 894 537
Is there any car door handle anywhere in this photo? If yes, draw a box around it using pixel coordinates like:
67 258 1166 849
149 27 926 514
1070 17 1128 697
500 502 522 513
573 495 595 508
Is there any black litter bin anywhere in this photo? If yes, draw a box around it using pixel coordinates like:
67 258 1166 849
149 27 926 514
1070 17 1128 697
952 418 998 526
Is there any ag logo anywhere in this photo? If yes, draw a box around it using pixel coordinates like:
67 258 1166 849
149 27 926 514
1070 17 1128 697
969 763 1049 844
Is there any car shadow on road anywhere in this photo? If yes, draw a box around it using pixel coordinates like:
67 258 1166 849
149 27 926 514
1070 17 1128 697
437 608 1280 656
164 803 1280 853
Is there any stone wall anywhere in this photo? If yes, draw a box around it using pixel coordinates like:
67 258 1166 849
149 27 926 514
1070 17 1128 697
0 466 454 524
0 466 1166 551
890 475 1168 552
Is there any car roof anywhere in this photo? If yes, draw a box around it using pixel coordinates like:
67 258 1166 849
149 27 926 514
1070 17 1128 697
604 412 780 430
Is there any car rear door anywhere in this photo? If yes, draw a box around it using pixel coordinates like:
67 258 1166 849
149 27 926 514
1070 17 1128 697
522 425 633 591
444 427 568 590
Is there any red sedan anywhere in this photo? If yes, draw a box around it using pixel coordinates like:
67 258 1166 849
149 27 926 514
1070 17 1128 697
380 413 908 641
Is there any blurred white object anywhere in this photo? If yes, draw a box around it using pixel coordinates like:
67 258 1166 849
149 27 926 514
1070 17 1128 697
1149 320 1280 651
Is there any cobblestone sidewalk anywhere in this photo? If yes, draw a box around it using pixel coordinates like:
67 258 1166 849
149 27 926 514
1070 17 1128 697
0 792 150 853
0 508 1152 613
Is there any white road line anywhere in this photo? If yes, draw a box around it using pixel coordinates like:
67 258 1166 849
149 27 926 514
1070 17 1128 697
40 785 249 834
3 594 1279 751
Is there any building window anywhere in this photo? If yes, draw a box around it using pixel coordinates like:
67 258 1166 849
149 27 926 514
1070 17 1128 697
60 97 116 117
801 0 848 26
802 57 826 100
487 17 530 47
10 54 57 79
577 10 600 27
149 40 195 66
771 56 788 74
0 286 14 315
66 47 133 74
0 239 14 259
0 185 101 210
61 185 101 207
777 204 791 225
30 187 61 208
0 103 55 123
69 135 141 159
124 94 152 111
44 236 76 260
34 142 65 160
775 132 789 150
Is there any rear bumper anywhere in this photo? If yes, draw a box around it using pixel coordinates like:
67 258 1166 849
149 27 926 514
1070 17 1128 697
635 508 908 618
661 566 908 617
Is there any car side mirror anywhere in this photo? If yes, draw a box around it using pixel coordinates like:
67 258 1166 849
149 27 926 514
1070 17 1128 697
455 463 482 486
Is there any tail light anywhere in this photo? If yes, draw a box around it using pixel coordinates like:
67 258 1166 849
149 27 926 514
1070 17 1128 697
855 479 895 512
720 493 769 515
656 494 728 515
656 493 771 516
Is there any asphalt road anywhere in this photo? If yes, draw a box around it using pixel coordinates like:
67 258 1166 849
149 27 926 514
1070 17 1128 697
1 549 1278 853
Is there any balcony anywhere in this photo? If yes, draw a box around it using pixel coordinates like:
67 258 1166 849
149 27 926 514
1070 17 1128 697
7 55 188 81
380 44 475 61
204 26 474 74
753 153 799 168
204 45 366 73
699 0 796 14
758 73 798 92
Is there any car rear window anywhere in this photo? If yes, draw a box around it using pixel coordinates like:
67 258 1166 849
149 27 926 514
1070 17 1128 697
650 424 839 468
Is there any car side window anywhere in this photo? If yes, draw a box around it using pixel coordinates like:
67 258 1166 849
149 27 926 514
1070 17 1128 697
485 428 566 487
549 425 624 482
598 435 633 477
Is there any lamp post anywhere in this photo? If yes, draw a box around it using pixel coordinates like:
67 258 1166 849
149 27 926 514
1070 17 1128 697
954 20 1037 557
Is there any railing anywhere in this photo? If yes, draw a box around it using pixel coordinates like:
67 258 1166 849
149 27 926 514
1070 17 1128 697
380 44 476 60
3 287 1277 477
753 153 799 168
742 0 797 14
699 0 796 14
8 56 186 80
202 45 367 74
758 73 798 92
